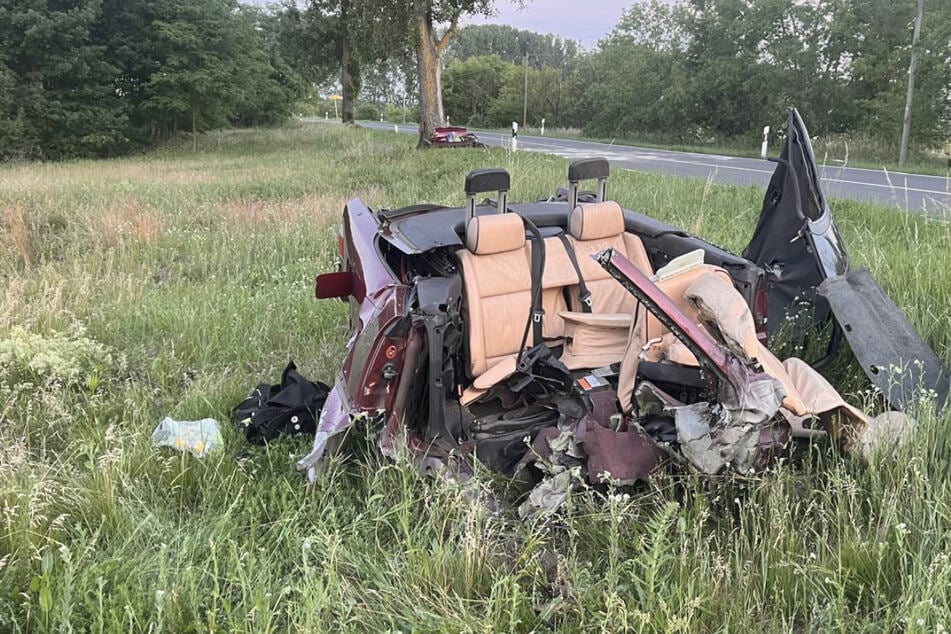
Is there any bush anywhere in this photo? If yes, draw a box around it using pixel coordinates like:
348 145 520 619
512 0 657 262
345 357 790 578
355 102 381 121
0 325 113 389
384 104 418 124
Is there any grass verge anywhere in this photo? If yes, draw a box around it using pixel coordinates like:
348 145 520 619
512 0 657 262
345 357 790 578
1 122 950 632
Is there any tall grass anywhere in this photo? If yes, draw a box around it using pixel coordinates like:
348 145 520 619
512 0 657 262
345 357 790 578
1 122 949 631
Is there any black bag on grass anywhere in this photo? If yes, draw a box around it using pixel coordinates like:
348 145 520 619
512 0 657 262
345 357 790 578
234 362 330 444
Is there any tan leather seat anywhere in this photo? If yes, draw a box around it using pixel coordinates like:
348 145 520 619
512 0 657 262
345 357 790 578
538 235 581 341
562 202 735 369
456 214 614 384
616 269 812 417
456 213 533 379
566 202 654 314
643 265 736 341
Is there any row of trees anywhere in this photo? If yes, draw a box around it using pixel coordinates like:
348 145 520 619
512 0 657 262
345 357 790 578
0 0 305 160
431 1 951 152
1 0 493 158
3 0 949 159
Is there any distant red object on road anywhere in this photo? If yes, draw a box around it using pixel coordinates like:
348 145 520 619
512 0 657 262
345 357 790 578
426 126 485 148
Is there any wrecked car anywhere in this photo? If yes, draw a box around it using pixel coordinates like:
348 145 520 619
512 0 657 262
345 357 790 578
302 109 949 510
425 126 486 149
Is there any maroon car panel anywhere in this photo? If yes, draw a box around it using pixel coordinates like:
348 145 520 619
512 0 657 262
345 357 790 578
340 198 412 414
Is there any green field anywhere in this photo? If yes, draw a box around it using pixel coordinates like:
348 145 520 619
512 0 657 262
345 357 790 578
1 123 950 632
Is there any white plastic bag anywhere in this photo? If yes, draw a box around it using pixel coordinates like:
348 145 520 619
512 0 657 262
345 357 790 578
151 417 222 457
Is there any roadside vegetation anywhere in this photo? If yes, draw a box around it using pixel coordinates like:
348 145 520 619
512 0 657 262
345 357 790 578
1 123 950 631
0 0 309 161
432 3 951 167
5 1 951 169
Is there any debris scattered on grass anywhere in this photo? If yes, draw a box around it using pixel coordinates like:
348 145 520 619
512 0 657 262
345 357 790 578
151 417 222 457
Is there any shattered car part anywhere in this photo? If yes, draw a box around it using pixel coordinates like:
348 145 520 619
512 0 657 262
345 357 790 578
519 468 577 520
425 126 486 149
596 247 785 418
307 156 775 485
743 108 849 336
819 267 950 413
742 108 947 417
597 249 787 474
674 402 762 475
307 112 944 502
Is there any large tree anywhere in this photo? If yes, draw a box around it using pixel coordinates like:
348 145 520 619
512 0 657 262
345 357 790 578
306 0 409 123
443 54 509 126
412 0 494 146
144 0 248 148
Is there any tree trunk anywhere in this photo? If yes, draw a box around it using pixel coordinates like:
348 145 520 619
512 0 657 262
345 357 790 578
415 7 443 147
340 0 359 125
341 46 360 124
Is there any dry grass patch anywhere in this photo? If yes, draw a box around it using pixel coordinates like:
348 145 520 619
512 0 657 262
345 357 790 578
350 185 385 208
218 193 349 230
94 199 165 248
59 160 214 186
0 205 33 267
0 160 216 198
0 267 103 331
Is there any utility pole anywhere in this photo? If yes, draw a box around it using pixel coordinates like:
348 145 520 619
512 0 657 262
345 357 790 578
899 0 925 167
522 55 529 128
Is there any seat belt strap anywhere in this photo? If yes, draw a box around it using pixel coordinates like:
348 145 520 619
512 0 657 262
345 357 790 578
526 230 545 346
556 233 592 313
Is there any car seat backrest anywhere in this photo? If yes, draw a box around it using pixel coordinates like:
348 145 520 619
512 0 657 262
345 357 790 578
465 211 524 254
567 202 654 314
456 213 533 378
616 268 758 412
536 235 582 342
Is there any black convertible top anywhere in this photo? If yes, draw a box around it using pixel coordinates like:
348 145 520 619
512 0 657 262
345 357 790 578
380 201 703 255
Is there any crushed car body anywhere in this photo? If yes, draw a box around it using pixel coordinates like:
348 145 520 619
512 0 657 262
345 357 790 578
744 109 949 410
425 126 486 149
300 109 948 506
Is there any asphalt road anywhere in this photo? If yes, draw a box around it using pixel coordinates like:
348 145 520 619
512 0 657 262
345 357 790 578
360 121 951 216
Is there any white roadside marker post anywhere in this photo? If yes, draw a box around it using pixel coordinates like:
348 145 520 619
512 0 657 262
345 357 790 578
394 124 398 133
511 121 519 152
540 118 546 136
761 126 770 159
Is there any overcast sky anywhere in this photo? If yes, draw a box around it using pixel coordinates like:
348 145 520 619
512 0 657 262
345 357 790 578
466 0 634 48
